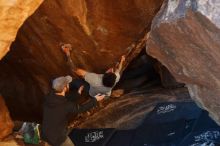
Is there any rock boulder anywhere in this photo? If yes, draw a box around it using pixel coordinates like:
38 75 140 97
147 0 220 124
0 95 14 140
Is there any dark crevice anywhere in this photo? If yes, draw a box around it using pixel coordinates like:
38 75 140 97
116 49 160 93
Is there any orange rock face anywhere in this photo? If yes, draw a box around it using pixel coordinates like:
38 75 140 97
0 0 44 60
0 95 14 140
0 0 163 121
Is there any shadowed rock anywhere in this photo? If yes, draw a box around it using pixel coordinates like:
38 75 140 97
0 0 163 121
154 62 185 88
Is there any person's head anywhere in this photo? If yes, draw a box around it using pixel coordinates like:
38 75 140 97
52 76 72 94
102 72 117 87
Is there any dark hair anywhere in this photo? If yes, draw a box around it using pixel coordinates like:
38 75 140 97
102 72 117 87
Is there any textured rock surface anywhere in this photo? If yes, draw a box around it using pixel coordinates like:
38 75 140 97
154 62 184 88
147 0 220 124
0 95 14 140
78 87 190 129
0 141 19 146
0 0 44 60
0 0 163 121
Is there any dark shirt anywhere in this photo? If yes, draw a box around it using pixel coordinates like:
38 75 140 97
41 91 97 146
65 79 90 102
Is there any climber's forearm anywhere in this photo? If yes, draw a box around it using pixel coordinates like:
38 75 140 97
116 57 125 74
74 68 87 77
67 56 76 72
66 55 87 77
117 60 124 72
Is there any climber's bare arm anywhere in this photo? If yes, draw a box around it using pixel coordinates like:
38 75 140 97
106 55 126 74
61 44 88 78
74 68 87 78
61 44 76 72
67 56 76 72
115 55 126 73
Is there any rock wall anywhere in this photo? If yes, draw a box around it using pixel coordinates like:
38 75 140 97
0 95 14 140
0 0 44 60
0 0 163 121
147 0 220 124
78 87 190 129
155 62 184 88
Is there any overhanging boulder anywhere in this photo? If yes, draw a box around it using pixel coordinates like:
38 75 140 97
147 0 220 124
0 0 43 60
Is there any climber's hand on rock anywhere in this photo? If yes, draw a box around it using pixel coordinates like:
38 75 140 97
62 46 70 57
61 44 72 57
95 94 105 102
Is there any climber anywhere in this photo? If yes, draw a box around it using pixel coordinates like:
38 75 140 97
61 44 126 99
41 75 105 146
